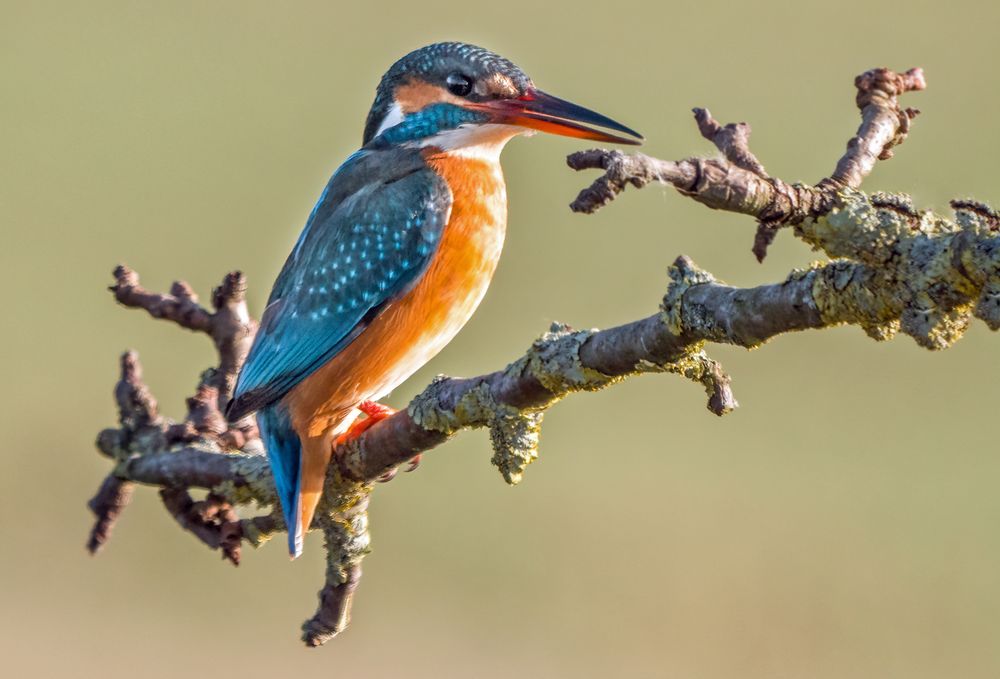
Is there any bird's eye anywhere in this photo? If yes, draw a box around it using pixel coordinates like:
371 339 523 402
445 73 473 97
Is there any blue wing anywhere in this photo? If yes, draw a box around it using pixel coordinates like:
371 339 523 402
228 148 452 420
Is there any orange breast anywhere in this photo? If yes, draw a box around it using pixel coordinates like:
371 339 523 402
284 153 508 439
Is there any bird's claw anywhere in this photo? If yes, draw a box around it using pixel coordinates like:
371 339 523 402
376 467 399 483
375 454 420 483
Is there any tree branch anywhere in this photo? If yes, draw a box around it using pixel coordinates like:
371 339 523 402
86 475 134 555
87 66 1000 645
159 488 242 565
110 265 258 415
568 67 926 260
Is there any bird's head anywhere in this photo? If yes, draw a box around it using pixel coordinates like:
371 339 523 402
362 42 642 156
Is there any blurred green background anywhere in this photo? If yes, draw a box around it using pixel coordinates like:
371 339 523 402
4 1 1000 677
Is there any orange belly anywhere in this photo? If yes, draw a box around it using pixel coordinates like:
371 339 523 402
284 152 508 485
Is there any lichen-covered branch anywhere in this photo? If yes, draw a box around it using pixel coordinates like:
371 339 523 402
569 67 927 260
87 65 1000 646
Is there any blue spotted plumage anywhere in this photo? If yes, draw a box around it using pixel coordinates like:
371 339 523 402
230 148 451 419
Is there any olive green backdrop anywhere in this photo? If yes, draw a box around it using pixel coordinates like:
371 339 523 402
3 1 1000 677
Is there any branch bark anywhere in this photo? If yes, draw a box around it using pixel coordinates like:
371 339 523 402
87 66 1000 645
569 67 926 260
110 265 258 416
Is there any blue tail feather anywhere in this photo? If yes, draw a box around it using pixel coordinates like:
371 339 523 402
256 405 303 557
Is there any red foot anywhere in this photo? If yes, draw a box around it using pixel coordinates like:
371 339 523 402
358 400 394 420
335 401 395 446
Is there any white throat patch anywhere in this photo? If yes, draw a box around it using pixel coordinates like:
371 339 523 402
418 123 525 162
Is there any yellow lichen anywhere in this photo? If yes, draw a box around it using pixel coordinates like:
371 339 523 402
408 378 494 435
241 518 278 548
661 258 717 335
520 322 620 395
489 406 543 485
208 453 276 505
800 189 994 348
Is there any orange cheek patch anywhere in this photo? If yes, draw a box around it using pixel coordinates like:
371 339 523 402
395 80 465 113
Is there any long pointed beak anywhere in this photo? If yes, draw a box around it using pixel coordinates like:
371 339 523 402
469 88 643 145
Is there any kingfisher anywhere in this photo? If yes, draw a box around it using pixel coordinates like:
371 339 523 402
227 42 642 558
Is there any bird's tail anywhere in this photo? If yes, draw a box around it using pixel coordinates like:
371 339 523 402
256 405 306 558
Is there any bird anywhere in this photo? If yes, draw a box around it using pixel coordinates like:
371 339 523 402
226 41 642 558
